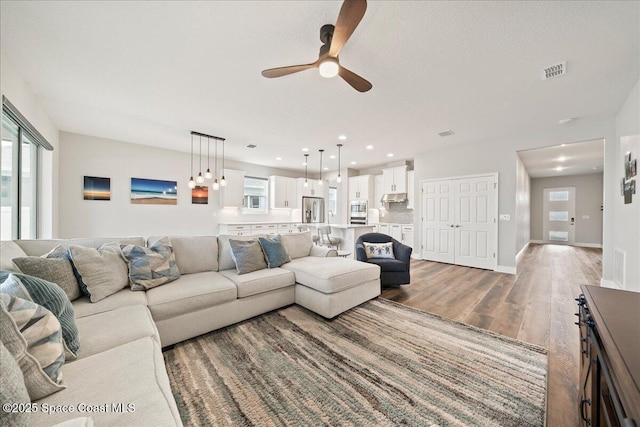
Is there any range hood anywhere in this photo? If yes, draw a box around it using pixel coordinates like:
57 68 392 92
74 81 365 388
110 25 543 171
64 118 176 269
380 193 407 203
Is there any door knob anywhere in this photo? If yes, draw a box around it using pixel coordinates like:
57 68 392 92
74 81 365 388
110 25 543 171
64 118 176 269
455 225 461 228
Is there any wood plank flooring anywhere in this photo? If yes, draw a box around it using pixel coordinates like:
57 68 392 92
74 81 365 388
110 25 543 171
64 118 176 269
381 243 603 427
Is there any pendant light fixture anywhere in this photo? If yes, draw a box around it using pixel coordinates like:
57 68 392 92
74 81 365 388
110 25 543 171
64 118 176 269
220 138 227 187
304 154 309 187
204 136 212 179
336 143 343 183
318 149 324 186
196 135 205 185
188 133 195 189
212 136 220 191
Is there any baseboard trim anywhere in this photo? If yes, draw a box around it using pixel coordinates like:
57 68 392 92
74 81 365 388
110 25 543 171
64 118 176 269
495 265 516 275
530 240 543 244
600 279 621 289
516 242 530 265
528 240 601 248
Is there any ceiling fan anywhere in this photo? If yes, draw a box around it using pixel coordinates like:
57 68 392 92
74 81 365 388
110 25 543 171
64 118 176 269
261 0 372 93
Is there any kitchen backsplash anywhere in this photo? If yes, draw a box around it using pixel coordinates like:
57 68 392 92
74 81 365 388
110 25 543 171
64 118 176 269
378 202 414 224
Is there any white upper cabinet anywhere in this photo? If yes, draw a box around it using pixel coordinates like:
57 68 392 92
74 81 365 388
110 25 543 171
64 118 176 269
269 176 298 209
297 178 324 199
374 174 384 208
382 165 407 193
348 175 372 201
407 170 415 209
220 169 245 208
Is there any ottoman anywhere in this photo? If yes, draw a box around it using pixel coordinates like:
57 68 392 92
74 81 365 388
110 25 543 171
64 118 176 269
282 257 381 318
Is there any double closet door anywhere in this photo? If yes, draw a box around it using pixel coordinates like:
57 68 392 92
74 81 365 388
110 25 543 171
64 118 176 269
421 175 497 270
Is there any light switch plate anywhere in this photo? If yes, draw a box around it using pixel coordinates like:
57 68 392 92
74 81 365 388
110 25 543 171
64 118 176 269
499 214 510 221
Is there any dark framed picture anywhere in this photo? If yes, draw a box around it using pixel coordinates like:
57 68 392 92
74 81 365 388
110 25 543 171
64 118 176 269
631 179 636 195
624 181 632 204
624 152 632 179
192 185 208 204
621 178 626 196
130 178 177 205
83 176 110 201
630 159 637 177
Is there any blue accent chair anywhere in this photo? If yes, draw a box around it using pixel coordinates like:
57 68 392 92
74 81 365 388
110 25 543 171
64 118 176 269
355 232 412 288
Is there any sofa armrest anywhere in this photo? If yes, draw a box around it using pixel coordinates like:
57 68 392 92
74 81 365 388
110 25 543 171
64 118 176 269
394 243 412 264
310 246 338 257
355 243 367 262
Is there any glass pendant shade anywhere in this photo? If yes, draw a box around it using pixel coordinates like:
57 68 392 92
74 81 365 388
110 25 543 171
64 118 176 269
212 179 220 191
337 175 342 183
220 175 227 187
188 177 195 189
196 173 205 185
205 169 212 180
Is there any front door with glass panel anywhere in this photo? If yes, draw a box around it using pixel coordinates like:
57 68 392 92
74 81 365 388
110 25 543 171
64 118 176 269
543 187 576 245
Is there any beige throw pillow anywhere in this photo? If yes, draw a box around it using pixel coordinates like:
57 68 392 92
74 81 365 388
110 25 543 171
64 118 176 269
281 231 314 259
68 243 129 303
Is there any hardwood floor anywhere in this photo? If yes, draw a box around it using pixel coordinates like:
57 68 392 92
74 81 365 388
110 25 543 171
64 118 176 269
381 243 603 427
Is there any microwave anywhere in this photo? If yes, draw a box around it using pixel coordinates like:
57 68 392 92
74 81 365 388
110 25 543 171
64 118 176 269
350 201 368 224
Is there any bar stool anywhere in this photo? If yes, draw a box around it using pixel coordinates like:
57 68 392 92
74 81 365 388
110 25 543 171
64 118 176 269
317 225 343 250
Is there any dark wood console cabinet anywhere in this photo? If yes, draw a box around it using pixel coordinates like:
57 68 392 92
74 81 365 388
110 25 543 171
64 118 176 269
577 285 640 427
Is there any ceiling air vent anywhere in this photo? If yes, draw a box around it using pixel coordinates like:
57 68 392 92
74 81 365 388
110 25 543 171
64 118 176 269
541 62 566 80
246 144 257 148
438 130 455 137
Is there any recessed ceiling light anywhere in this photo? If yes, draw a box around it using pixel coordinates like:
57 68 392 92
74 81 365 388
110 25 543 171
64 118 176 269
387 153 394 158
338 135 347 140
329 155 336 159
246 144 257 148
302 162 307 166
350 161 357 165
302 148 309 152
558 118 574 125
592 166 599 170
276 157 282 161
557 156 567 162
366 145 374 150
323 167 329 171
560 144 567 147
555 166 564 171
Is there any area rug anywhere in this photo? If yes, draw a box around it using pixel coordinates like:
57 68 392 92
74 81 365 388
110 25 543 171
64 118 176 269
164 298 547 426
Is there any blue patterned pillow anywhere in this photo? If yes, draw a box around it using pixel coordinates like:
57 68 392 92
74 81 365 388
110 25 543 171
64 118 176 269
229 239 267 274
363 242 395 259
0 293 66 400
1 273 80 359
258 235 291 268
120 237 180 291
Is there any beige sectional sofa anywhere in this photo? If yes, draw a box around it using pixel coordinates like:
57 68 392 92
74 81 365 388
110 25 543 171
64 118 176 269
0 231 380 426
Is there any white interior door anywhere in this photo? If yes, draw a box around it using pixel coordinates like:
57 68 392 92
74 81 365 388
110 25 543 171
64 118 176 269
543 187 576 245
453 176 496 269
421 175 497 270
421 181 455 263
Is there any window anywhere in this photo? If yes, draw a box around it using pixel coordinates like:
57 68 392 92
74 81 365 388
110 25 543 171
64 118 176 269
242 176 268 214
328 187 338 215
2 96 53 240
548 191 569 201
549 211 569 221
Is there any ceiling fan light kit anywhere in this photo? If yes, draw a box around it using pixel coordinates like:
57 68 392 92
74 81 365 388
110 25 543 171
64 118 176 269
261 0 372 92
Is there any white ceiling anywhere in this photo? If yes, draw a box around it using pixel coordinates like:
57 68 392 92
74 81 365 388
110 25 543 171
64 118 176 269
1 1 638 174
517 139 604 178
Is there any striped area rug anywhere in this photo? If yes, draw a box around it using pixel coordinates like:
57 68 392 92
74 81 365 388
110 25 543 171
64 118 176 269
164 298 547 426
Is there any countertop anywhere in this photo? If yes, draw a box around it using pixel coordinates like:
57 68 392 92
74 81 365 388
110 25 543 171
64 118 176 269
219 221 374 228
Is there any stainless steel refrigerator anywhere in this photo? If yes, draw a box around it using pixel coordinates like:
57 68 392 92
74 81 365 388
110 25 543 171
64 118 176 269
302 197 324 223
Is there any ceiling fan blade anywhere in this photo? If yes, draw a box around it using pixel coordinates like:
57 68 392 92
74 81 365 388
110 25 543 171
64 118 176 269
329 0 367 57
262 62 317 78
338 66 372 92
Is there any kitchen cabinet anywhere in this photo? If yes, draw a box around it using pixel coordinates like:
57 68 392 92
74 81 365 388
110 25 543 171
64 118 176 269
389 224 402 241
219 224 252 236
270 176 298 209
298 178 324 198
220 169 245 208
348 175 372 201
382 165 407 194
251 224 278 235
374 174 384 208
407 170 415 209
401 225 414 248
378 224 389 235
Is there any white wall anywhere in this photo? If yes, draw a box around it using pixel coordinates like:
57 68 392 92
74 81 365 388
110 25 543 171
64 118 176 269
515 154 531 257
609 79 640 292
530 173 603 245
0 49 59 238
413 118 616 271
58 132 312 238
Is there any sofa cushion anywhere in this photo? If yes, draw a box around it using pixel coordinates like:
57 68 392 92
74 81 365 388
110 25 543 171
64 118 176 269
218 234 265 271
72 289 147 319
1 273 80 360
15 238 144 257
146 272 237 321
229 239 267 274
31 337 181 427
0 341 30 427
0 294 66 400
362 241 395 259
365 258 408 272
0 241 27 272
148 235 218 274
121 237 180 291
69 243 129 302
281 257 380 294
258 235 291 268
220 268 295 298
74 305 159 359
281 231 314 259
12 256 81 301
